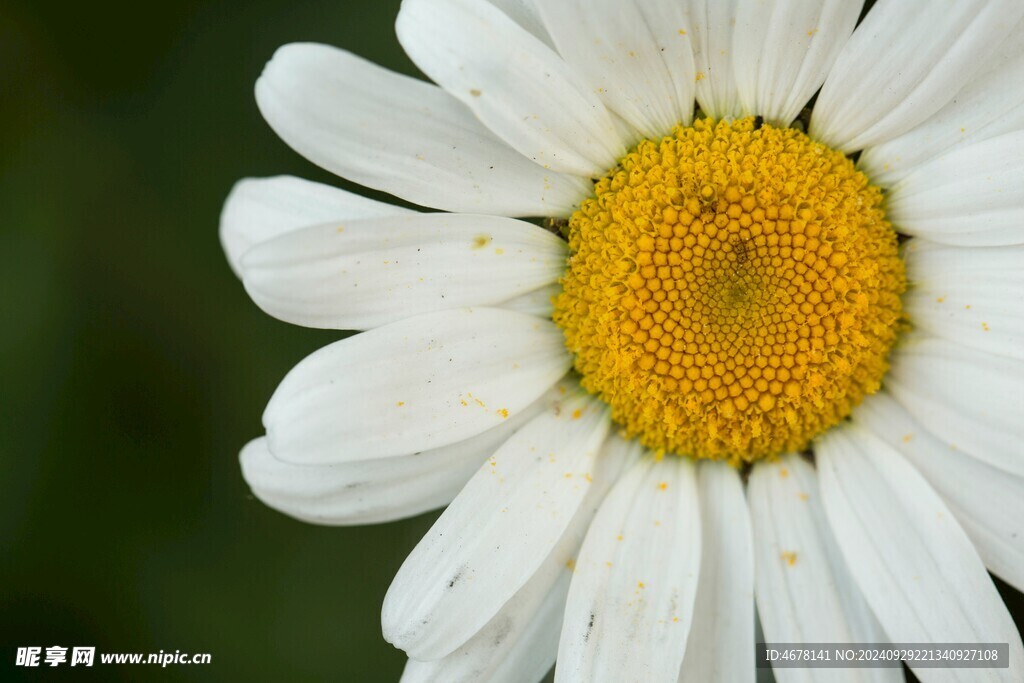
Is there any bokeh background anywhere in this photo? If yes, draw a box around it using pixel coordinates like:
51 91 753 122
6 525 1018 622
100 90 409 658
1 1 1021 681
2 0 423 680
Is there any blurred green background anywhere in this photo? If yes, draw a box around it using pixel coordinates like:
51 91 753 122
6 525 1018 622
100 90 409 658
1 0 429 680
1 1 1021 681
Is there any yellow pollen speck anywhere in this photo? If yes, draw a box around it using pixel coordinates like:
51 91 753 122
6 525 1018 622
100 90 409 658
553 118 905 464
936 296 945 303
779 467 789 478
396 401 405 407
695 71 705 81
903 433 914 443
982 322 990 331
637 581 645 589
469 88 482 97
678 28 687 35
798 492 809 501
566 559 576 571
571 408 583 420
658 482 668 490
616 534 624 541
495 248 505 255
781 551 798 566
498 408 509 419
473 235 492 249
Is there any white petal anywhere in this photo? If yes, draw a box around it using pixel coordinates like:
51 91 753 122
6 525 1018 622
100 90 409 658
496 282 560 318
536 0 695 139
887 131 1024 246
887 336 1024 476
484 0 553 45
241 437 462 526
732 0 862 126
685 0 743 120
853 391 1024 593
382 392 611 659
403 574 564 683
264 308 571 463
748 455 898 683
679 461 754 683
810 0 1024 152
859 22 1024 186
240 384 556 525
902 240 1024 360
255 43 589 216
556 455 701 683
401 433 637 683
396 0 626 177
220 176 411 276
240 213 567 330
816 424 1024 682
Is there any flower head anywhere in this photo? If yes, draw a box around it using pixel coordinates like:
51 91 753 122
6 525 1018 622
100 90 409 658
225 0 1024 680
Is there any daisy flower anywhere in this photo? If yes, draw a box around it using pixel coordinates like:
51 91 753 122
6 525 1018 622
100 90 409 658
223 0 1024 680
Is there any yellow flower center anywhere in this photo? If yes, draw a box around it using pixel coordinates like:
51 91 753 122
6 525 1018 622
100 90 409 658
553 118 905 464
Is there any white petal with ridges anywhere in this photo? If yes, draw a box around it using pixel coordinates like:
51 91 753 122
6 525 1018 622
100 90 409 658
749 455 897 683
220 176 411 276
685 0 742 120
887 132 1024 246
902 240 1024 360
240 383 558 526
496 282 561 318
810 0 1024 152
382 392 611 660
401 434 637 683
854 392 1024 593
536 0 695 139
240 437 467 527
397 0 626 177
263 308 571 463
679 461 754 683
732 0 862 126
485 0 552 45
240 213 567 330
859 22 1024 186
556 455 700 683
887 336 1024 476
255 43 589 216
403 573 565 683
817 424 1024 682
